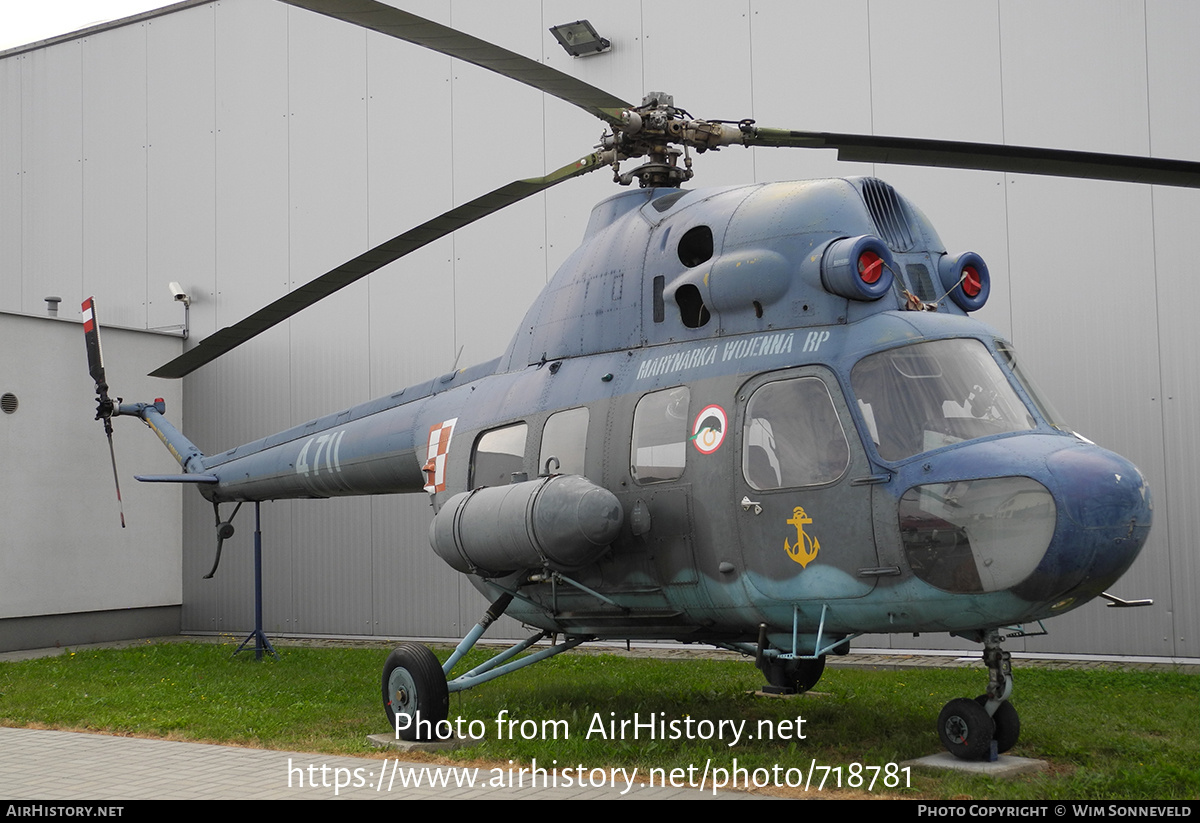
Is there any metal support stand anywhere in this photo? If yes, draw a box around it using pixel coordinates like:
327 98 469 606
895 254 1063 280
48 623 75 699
233 502 278 661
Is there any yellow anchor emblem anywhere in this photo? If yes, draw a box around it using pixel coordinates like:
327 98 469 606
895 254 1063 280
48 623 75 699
784 506 820 568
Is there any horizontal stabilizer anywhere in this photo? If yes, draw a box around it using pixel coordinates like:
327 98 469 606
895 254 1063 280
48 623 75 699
135 474 220 484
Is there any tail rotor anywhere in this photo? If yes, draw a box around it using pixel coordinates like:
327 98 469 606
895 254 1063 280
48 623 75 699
82 297 126 528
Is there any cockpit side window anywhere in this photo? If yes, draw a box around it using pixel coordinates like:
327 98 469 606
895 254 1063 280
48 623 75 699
471 423 527 488
997 341 1070 432
743 378 849 490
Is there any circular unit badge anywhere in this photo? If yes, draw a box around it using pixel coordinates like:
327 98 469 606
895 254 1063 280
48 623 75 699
692 404 727 455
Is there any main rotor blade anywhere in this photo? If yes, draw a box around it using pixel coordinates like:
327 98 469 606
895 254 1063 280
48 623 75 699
748 129 1200 188
150 152 609 379
279 0 632 126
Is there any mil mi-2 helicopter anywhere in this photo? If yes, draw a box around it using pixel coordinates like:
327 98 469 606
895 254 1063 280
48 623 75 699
83 0 1195 761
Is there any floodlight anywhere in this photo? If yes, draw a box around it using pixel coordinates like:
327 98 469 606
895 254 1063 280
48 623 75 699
549 20 611 57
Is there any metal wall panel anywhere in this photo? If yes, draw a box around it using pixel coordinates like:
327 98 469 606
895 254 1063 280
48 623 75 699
1146 4 1200 658
359 6 464 637
80 24 149 329
0 57 21 311
1147 4 1200 162
993 1 1171 655
363 4 455 396
285 4 370 418
748 0 875 183
0 314 182 619
182 0 293 636
145 6 216 336
291 498 375 635
210 0 290 334
283 6 375 633
18 45 84 317
1151 186 1200 659
998 1 1150 156
449 1 549 363
372 495 462 637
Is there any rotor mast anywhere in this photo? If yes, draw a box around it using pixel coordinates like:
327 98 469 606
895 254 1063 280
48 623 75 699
603 92 749 188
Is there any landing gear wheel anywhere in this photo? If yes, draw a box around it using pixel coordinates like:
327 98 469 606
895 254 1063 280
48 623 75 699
975 695 1020 754
761 655 826 693
938 697 995 760
382 642 449 741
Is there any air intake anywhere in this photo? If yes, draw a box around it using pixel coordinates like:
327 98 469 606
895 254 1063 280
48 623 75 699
860 178 917 252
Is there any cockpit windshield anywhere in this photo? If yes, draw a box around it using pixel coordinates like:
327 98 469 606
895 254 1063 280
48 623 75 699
850 338 1036 462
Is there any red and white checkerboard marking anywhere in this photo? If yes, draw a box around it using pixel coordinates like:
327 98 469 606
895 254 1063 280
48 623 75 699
422 418 458 493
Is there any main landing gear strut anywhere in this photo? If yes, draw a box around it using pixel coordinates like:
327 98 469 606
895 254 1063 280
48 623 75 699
383 591 590 741
937 628 1021 760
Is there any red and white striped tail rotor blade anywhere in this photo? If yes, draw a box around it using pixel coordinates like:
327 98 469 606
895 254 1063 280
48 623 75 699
82 297 126 528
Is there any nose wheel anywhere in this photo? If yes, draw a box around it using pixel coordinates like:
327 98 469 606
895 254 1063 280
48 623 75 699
938 629 1020 760
976 693 1020 754
938 698 995 760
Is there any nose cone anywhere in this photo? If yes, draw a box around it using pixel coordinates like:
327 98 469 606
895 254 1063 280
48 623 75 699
895 435 1152 617
1013 444 1152 604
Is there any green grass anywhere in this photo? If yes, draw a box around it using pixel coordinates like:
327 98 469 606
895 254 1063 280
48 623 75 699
0 641 1195 799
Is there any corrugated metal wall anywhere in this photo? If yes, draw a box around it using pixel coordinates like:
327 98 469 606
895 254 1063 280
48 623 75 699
1 0 1196 656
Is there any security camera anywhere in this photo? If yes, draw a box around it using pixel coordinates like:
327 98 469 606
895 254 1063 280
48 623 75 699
168 282 191 306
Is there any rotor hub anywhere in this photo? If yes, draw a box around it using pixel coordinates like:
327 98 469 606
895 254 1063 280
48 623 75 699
604 92 744 188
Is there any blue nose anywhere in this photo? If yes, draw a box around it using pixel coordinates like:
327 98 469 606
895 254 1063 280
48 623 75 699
1012 444 1152 604
895 435 1152 610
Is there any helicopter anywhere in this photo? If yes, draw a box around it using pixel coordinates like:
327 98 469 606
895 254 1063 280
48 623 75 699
80 0 1196 762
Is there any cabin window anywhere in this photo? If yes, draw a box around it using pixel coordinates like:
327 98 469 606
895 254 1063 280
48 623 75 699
743 378 849 490
851 338 1035 462
631 387 690 484
471 423 527 488
540 407 589 476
